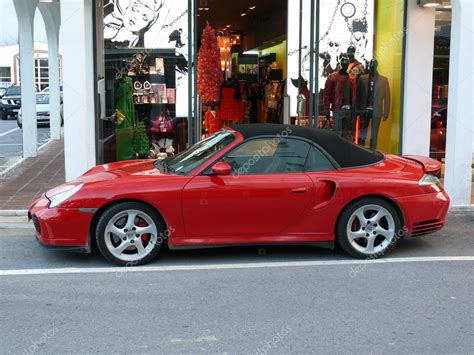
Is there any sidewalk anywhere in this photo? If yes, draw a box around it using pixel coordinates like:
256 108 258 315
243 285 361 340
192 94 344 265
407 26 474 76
0 139 65 210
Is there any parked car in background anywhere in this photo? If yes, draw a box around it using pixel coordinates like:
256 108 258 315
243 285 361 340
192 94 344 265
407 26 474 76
0 85 23 120
0 87 7 99
17 92 63 128
41 85 63 93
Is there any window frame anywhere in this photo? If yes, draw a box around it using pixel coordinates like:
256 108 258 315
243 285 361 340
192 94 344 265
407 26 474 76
202 135 337 176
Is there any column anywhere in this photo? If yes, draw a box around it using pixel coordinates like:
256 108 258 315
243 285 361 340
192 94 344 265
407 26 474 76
38 2 61 141
60 0 96 181
13 0 38 158
401 1 436 156
444 0 474 206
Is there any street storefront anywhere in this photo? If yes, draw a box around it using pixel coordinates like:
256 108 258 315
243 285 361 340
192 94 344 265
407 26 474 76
93 0 410 164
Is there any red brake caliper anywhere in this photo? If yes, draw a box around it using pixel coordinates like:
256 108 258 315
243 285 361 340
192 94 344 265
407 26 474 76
137 218 150 244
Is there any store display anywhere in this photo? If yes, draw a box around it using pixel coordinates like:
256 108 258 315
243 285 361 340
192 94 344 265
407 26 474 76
115 76 136 161
218 79 244 124
323 56 356 137
356 58 391 149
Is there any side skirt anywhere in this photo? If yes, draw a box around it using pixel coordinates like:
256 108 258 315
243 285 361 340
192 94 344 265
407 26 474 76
168 241 335 251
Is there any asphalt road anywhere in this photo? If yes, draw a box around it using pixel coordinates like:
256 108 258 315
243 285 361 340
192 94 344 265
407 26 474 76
0 118 51 173
0 211 473 354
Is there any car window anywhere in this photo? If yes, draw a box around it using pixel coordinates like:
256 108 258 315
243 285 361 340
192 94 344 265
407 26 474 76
304 146 335 172
157 130 235 175
6 86 21 96
223 137 311 175
36 94 49 104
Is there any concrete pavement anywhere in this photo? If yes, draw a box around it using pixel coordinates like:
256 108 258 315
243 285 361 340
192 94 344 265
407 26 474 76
0 211 472 354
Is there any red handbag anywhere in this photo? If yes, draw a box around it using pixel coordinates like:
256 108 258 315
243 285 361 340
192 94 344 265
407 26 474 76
151 114 175 134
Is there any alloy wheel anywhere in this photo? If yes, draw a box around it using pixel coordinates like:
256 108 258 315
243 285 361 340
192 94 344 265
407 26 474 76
104 209 158 262
346 204 396 256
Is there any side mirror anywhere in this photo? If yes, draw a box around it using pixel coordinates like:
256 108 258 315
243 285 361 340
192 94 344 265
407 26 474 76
211 161 232 176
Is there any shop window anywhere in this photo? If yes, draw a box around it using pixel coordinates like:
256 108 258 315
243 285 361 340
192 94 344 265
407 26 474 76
287 0 405 155
224 138 310 175
96 0 190 164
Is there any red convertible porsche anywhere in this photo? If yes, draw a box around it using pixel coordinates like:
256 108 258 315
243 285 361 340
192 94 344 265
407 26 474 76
29 124 449 265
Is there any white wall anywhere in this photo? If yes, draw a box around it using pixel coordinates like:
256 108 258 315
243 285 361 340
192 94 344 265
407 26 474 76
401 1 436 156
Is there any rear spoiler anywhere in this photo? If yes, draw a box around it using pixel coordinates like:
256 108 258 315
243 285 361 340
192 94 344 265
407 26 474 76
403 155 442 176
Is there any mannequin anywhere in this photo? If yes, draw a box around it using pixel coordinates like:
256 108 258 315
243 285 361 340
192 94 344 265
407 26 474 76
323 56 356 137
356 59 391 149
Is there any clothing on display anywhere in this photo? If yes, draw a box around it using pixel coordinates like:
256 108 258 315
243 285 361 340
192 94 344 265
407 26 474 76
115 76 136 161
356 60 391 150
204 109 221 135
218 86 244 123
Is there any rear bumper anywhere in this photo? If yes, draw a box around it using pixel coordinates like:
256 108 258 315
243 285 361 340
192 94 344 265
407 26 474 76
29 194 93 249
394 187 450 237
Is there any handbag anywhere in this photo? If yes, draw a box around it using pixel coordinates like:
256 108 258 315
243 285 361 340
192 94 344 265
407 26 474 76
151 111 175 134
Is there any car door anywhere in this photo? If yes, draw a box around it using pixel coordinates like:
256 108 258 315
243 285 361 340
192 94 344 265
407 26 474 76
182 137 314 237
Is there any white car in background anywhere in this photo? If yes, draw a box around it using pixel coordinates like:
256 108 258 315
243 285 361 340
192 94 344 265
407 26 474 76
17 92 63 129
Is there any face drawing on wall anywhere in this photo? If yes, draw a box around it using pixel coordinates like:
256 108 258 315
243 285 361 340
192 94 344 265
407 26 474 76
104 0 164 47
350 18 368 63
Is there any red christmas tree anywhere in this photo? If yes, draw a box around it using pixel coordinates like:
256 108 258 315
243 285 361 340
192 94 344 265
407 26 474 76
197 23 222 105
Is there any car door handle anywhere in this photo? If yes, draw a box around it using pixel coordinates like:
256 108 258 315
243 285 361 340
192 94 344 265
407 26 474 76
291 187 309 193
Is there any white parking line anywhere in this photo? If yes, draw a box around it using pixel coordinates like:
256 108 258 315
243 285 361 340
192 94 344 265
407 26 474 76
0 128 19 137
0 256 473 276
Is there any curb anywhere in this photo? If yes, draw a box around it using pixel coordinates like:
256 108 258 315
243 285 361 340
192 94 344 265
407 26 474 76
0 210 28 216
0 223 32 229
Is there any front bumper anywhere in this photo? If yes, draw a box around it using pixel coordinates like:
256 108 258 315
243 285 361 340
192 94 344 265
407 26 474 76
1 104 20 116
394 187 450 237
29 194 94 251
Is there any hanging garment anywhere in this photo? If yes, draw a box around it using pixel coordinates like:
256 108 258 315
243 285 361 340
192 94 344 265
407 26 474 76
204 109 221 135
218 87 244 122
115 76 136 161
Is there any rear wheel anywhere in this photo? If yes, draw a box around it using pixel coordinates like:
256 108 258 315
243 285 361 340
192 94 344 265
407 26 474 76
95 201 165 266
336 197 401 259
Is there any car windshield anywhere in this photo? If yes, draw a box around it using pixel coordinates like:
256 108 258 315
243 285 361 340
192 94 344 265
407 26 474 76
6 86 21 95
154 130 235 175
36 93 49 104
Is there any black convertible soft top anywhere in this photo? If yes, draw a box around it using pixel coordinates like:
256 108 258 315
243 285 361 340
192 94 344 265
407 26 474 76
231 124 384 168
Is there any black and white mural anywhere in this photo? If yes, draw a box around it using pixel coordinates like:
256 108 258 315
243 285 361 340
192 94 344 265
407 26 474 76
103 0 190 116
288 0 374 116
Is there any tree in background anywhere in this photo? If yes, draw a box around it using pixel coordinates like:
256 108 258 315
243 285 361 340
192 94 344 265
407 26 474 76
197 22 222 105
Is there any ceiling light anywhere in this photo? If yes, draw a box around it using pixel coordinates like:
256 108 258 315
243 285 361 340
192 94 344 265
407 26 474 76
240 13 247 16
204 7 209 10
249 5 256 10
417 0 441 7
443 4 451 8
226 25 231 28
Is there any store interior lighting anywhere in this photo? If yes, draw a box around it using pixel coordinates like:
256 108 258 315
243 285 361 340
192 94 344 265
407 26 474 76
418 0 442 7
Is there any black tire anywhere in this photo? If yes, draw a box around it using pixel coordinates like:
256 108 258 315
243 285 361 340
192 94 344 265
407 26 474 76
336 197 401 259
95 201 165 266
17 119 22 128
0 113 6 120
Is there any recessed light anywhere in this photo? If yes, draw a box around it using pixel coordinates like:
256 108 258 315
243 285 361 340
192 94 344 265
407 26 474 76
204 7 209 10
198 7 204 10
240 13 247 16
249 5 256 10
226 24 231 27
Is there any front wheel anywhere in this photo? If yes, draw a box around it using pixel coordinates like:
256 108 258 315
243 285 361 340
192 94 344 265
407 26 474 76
95 201 165 266
336 198 401 259
17 118 22 128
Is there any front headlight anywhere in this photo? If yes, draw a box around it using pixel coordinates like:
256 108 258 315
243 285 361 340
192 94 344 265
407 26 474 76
419 174 440 186
1 99 8 105
48 184 83 208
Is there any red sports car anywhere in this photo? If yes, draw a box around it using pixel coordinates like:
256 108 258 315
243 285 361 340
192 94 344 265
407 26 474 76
29 124 450 266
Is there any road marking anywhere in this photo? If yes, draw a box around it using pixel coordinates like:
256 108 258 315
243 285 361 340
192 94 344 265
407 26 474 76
0 128 19 137
0 256 473 276
0 144 22 146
